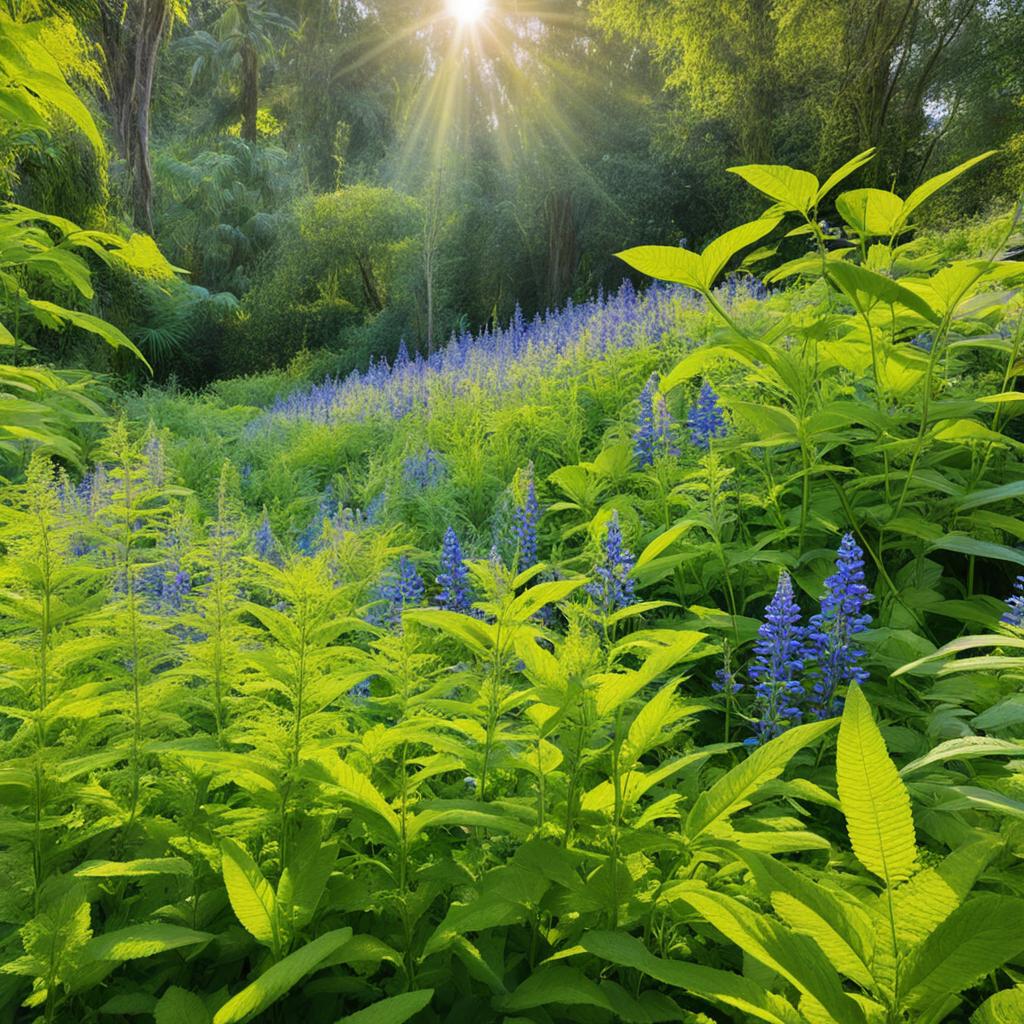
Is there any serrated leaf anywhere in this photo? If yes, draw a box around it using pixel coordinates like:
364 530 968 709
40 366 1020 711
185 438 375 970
83 924 211 962
836 685 916 885
74 858 192 878
213 928 352 1024
685 718 837 840
220 839 278 946
901 896 1024 1012
500 965 613 1012
580 930 805 1024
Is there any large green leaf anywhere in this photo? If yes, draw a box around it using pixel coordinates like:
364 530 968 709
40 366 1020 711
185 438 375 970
835 189 904 237
74 858 192 878
900 152 996 223
221 839 278 946
728 164 819 214
213 928 353 1024
826 262 939 323
836 685 916 886
580 930 805 1024
83 924 212 962
685 718 836 840
499 966 613 1013
901 896 1024 1014
669 888 863 1024
332 991 434 1023
617 217 780 293
303 753 400 838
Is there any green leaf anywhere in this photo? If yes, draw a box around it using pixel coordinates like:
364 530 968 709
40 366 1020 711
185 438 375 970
816 149 876 202
928 534 1024 568
836 685 916 885
303 753 400 838
402 608 494 656
670 888 863 1024
900 152 996 223
500 966 613 1013
901 896 1024 1013
74 858 192 878
83 924 211 962
220 839 278 946
617 218 780 293
580 930 805 1024
899 737 1024 777
826 261 939 323
971 987 1024 1023
155 986 212 1024
332 990 434 1024
213 928 353 1024
699 217 783 287
615 245 704 292
728 164 819 215
685 718 837 840
835 189 904 237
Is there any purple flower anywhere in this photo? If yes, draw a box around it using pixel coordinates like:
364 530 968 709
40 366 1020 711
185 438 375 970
512 466 540 569
254 509 281 565
806 533 873 718
437 526 473 613
584 512 636 614
1002 575 1024 627
747 571 807 745
403 449 446 489
375 555 425 629
687 382 727 449
634 374 679 467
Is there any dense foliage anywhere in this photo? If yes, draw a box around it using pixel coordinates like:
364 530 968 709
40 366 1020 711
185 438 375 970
3 134 1024 1023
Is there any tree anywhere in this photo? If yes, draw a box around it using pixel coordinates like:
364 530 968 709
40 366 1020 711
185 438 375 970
95 0 187 232
182 0 293 143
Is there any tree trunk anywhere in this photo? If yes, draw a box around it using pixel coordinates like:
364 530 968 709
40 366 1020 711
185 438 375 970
241 42 259 143
545 191 577 308
97 0 170 233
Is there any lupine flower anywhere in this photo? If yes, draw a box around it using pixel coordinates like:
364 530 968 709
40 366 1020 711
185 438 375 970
437 526 473 613
747 571 807 746
806 533 874 718
297 488 337 554
1001 575 1024 627
512 466 540 568
376 555 425 629
584 512 636 614
688 382 727 449
253 509 281 565
633 374 658 468
403 449 446 489
634 374 679 467
713 665 742 695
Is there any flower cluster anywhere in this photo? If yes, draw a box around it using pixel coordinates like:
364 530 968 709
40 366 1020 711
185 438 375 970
633 374 680 467
375 555 425 629
687 382 727 449
584 512 636 614
512 465 540 569
253 509 281 565
746 571 807 745
742 535 874 742
436 526 473 613
403 449 446 489
1002 575 1024 627
806 533 873 718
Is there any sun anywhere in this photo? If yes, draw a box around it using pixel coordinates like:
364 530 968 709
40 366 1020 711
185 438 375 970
447 0 487 25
